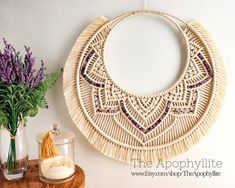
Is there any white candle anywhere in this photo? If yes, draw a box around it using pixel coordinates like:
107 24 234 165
40 156 74 180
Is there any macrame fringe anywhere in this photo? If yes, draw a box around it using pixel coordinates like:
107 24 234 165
63 18 226 164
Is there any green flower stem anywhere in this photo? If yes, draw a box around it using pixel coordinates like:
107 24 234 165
7 139 16 172
7 109 18 172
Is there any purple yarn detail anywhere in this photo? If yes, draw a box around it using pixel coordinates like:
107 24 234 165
120 100 171 134
80 50 105 88
187 53 213 89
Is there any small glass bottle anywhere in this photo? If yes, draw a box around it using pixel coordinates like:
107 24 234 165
36 124 75 184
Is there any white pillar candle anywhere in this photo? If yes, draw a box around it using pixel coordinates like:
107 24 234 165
40 156 74 180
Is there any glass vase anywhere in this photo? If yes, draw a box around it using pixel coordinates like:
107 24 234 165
0 126 29 180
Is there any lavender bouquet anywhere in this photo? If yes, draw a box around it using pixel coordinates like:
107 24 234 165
0 39 61 174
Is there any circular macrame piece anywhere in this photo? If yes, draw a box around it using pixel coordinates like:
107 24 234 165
63 10 226 164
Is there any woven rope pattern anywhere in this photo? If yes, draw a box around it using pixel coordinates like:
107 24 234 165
63 11 226 164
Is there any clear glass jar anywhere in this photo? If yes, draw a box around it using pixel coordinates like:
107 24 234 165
0 126 28 180
36 124 75 184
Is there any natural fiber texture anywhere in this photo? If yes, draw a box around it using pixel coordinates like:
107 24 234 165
63 10 226 164
40 131 58 160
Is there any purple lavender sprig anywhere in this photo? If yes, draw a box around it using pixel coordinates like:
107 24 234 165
0 39 46 88
0 39 18 84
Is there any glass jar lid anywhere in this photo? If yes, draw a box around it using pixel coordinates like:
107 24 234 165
36 124 75 145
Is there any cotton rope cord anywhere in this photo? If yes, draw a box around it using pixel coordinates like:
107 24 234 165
63 10 226 164
10 134 16 140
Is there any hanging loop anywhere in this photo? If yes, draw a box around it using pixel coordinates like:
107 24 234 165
143 0 149 10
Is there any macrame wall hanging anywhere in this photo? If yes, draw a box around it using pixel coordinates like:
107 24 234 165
63 10 226 164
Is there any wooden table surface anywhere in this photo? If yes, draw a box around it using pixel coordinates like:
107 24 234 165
0 159 85 188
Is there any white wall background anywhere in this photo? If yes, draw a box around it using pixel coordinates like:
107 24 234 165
0 0 235 187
